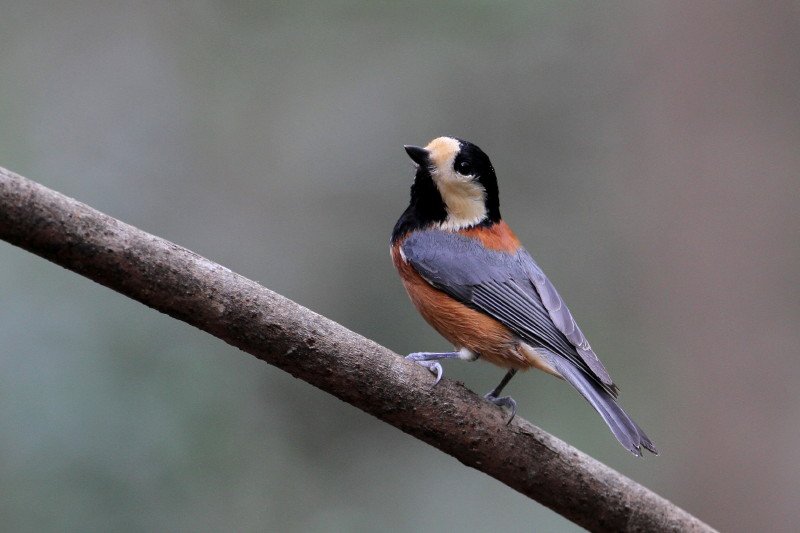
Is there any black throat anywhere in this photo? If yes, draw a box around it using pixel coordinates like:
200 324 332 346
391 165 447 244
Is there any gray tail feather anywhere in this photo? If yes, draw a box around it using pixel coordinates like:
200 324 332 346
552 359 658 456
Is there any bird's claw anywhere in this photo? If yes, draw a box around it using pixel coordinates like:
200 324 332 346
484 393 517 425
405 353 444 388
420 361 443 388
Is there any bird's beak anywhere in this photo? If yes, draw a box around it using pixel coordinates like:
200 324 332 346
404 145 430 167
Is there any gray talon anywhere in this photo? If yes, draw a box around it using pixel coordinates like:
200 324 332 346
413 359 443 387
405 351 461 387
484 393 517 424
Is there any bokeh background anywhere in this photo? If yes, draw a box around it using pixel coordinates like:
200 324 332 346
1 2 798 532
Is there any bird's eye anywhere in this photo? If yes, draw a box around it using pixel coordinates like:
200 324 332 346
455 158 473 175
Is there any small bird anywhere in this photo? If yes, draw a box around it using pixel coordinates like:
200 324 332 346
391 136 657 456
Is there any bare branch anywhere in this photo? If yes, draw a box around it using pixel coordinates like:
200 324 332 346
0 166 716 532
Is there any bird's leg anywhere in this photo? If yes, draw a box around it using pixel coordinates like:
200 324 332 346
405 351 462 388
484 369 518 424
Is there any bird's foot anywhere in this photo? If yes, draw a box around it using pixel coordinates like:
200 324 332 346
484 392 517 425
405 351 461 388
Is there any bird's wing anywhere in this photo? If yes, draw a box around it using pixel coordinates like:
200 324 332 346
401 229 616 394
517 248 614 388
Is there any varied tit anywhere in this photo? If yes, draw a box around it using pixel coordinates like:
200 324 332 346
391 136 657 456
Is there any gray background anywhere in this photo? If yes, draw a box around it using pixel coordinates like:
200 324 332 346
1 2 798 532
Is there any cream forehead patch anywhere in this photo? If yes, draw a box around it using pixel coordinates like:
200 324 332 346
424 137 461 172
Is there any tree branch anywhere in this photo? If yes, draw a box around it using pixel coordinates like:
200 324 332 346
0 166 716 533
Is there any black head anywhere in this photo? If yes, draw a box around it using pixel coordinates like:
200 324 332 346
391 137 501 243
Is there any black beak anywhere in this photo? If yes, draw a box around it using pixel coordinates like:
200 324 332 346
404 145 430 167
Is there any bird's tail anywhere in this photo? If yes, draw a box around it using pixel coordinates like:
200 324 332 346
551 358 658 456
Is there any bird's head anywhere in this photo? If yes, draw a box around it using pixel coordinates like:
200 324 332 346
403 137 501 232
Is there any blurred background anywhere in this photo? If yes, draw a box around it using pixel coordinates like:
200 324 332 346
1 1 798 532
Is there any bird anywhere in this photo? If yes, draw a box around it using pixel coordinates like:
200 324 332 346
390 136 657 456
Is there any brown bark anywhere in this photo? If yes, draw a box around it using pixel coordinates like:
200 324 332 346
0 166 716 532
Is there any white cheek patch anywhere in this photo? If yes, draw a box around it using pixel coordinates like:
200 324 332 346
425 137 488 230
436 178 487 230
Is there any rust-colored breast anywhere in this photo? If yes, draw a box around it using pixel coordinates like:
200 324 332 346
458 220 521 253
391 239 530 369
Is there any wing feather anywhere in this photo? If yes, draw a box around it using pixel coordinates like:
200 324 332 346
520 253 614 386
402 229 616 395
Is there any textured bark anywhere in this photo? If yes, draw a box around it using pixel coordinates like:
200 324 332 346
0 166 716 533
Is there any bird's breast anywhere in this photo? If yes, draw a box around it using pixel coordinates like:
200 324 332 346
392 237 533 370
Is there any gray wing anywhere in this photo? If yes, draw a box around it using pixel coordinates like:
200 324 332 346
402 229 616 394
519 248 614 388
